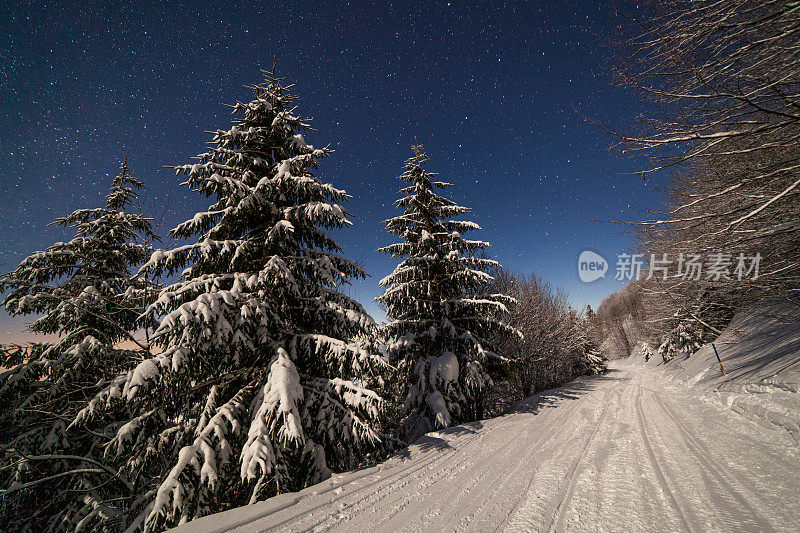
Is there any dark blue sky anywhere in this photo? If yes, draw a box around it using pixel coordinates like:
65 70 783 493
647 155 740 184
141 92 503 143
0 0 664 341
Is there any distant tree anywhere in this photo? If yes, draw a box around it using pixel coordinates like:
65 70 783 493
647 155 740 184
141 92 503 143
657 321 702 361
594 280 649 358
570 308 608 376
70 71 390 531
376 146 517 440
0 158 157 531
640 342 653 362
654 293 733 362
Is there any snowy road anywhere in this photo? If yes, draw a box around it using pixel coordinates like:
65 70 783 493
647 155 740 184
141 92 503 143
179 361 800 532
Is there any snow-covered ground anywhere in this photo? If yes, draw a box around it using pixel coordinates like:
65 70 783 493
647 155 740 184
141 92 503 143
643 302 800 442
174 356 800 532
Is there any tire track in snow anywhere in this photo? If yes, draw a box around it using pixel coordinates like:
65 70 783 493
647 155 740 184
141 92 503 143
408 421 532 529
329 384 593 531
364 393 582 531
364 423 525 531
296 420 516 532
494 380 612 532
635 384 693 531
251 432 472 532
547 387 614 533
498 379 619 533
648 386 778 533
452 397 588 531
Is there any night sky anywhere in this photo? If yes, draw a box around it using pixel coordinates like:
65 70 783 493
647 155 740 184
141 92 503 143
0 1 665 342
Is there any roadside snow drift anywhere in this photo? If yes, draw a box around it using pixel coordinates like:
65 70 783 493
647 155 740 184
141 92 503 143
647 301 800 441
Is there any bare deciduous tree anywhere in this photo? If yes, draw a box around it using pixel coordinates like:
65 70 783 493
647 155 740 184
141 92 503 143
611 0 800 309
485 270 602 414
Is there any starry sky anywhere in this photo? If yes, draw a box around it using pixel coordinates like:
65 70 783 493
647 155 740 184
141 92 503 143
0 0 665 342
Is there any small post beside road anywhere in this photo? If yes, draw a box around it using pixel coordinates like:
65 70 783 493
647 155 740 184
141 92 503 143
712 343 726 376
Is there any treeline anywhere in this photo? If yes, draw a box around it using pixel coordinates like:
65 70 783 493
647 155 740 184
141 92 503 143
595 0 800 360
0 72 604 532
485 271 605 415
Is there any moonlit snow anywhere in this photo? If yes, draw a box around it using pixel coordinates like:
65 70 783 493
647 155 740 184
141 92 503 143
174 304 800 533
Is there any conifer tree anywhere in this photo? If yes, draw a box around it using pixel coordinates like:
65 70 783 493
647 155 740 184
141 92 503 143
641 342 654 362
0 158 156 530
656 296 732 361
72 71 389 531
571 310 607 376
657 320 705 360
376 146 517 441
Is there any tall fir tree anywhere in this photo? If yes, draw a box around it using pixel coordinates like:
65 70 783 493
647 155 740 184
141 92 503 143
0 158 157 531
71 71 389 531
376 146 518 441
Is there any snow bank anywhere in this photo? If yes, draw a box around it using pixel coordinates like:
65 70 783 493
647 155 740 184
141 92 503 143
645 301 800 441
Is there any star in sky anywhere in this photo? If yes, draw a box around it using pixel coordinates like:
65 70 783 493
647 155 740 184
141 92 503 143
0 0 665 339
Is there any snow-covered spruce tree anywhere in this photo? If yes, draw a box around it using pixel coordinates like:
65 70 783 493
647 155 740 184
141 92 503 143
574 315 607 376
0 158 156 531
657 320 706 361
640 342 654 362
582 348 608 375
376 145 518 441
656 295 732 362
71 71 389 531
565 306 606 377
